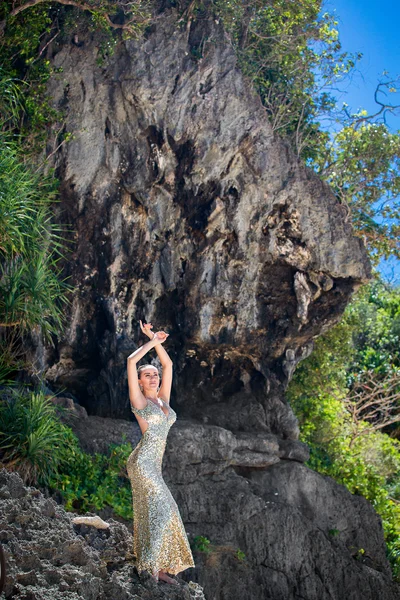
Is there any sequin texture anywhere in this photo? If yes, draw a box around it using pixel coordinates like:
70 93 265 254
127 397 195 576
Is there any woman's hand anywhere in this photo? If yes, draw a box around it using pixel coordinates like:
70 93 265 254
139 321 169 344
153 331 169 344
140 320 154 340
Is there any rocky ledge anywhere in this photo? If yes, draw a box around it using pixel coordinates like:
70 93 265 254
53 403 400 600
0 469 205 600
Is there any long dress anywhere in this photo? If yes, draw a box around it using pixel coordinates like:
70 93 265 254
127 396 195 576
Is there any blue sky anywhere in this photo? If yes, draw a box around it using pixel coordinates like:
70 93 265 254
326 0 400 124
324 0 400 285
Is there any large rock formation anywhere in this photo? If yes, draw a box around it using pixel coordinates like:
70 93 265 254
41 2 371 434
19 2 399 599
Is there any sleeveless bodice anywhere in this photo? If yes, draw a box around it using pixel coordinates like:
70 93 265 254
130 397 176 439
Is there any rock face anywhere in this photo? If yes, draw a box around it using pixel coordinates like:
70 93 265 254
22 3 397 599
42 3 370 435
178 460 400 600
0 468 205 599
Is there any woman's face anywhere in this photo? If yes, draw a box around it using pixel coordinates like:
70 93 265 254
139 367 160 394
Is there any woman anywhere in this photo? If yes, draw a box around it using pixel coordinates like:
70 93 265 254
126 320 195 584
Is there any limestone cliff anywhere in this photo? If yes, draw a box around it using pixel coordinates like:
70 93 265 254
18 2 399 599
42 4 370 435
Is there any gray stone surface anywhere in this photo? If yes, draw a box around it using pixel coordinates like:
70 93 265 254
174 461 400 600
39 4 371 438
54 396 142 454
54 396 308 472
0 469 204 599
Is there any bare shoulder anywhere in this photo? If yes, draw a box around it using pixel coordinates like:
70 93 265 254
130 391 148 411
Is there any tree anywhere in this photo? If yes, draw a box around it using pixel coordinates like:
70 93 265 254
312 118 400 263
209 0 400 262
343 369 400 446
287 279 400 579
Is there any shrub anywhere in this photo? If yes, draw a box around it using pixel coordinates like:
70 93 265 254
0 388 73 486
48 437 134 521
0 387 134 520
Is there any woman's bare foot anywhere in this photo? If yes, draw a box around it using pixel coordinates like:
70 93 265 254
158 571 179 585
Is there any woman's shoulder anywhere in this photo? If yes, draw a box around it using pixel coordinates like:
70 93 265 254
158 395 170 405
130 396 150 413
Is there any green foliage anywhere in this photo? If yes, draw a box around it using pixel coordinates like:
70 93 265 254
0 5 146 523
48 436 134 521
236 548 246 560
0 388 74 486
354 547 365 561
287 279 400 580
0 132 73 379
328 528 340 537
0 61 74 382
0 386 134 520
192 535 212 553
0 5 59 151
0 69 26 130
388 539 400 581
346 280 400 375
312 122 400 263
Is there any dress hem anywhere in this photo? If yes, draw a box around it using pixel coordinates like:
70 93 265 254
136 561 195 576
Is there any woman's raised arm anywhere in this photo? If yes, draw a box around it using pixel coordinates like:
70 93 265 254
140 321 173 403
127 332 169 408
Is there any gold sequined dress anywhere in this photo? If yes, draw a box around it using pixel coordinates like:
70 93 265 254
127 397 195 576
